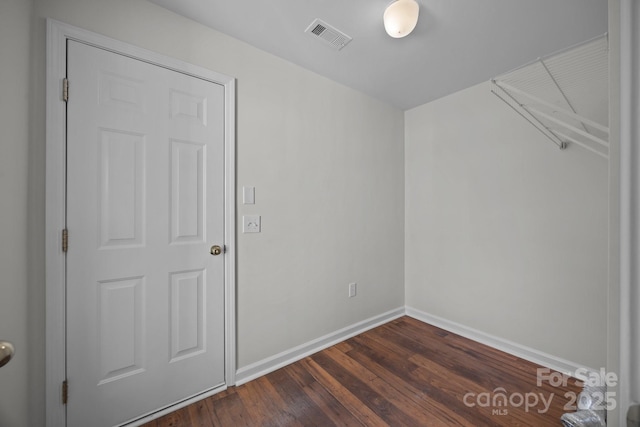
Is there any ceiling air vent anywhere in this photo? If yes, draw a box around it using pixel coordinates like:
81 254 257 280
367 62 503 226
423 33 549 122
305 19 352 51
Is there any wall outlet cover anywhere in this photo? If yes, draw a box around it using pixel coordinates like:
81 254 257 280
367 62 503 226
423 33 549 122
243 215 261 233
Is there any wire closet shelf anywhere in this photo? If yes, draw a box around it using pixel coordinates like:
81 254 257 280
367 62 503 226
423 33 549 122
491 34 609 159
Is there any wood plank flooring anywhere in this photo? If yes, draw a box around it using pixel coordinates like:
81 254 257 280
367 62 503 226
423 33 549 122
143 316 582 426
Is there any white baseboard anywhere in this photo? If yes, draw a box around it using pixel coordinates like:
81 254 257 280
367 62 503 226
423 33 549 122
405 306 597 377
234 307 405 386
235 306 596 388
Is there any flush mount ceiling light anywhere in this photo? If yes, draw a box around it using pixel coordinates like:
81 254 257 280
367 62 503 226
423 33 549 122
383 0 420 38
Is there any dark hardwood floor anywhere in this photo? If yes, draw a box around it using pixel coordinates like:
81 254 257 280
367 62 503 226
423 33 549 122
143 316 582 426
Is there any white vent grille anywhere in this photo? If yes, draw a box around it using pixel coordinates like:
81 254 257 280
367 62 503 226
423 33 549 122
305 19 352 51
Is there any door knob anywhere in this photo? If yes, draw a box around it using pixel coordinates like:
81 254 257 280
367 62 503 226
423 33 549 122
0 341 14 368
210 245 223 256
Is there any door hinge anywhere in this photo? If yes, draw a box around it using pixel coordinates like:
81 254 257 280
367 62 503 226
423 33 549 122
62 380 68 405
63 78 69 102
62 228 68 253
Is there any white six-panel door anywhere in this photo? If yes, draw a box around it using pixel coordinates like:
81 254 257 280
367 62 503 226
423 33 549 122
66 40 226 426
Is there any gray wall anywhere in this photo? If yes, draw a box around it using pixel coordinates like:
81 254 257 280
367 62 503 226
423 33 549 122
0 0 36 426
405 81 609 369
0 0 614 426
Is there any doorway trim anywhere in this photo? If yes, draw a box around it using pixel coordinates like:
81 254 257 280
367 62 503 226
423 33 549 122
45 19 236 427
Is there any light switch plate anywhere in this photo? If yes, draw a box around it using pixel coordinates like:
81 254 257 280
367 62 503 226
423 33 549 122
243 215 261 233
349 283 357 298
243 186 255 204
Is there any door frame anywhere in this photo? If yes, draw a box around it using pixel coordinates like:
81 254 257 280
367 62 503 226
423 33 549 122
617 0 640 421
45 19 236 427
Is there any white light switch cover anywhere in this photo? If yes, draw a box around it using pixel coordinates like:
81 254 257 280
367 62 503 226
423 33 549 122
243 215 261 233
243 186 255 204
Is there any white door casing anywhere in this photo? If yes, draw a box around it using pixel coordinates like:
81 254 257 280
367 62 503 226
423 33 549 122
46 20 236 427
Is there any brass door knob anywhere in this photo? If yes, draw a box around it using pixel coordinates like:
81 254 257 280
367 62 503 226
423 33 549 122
0 341 14 368
210 245 222 256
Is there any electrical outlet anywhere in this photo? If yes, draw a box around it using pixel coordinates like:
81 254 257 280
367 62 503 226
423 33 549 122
348 282 357 298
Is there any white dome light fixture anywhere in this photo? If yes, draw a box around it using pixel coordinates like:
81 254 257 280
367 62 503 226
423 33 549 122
383 0 420 38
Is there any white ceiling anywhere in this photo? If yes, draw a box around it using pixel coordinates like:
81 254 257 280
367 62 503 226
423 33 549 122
148 0 607 110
